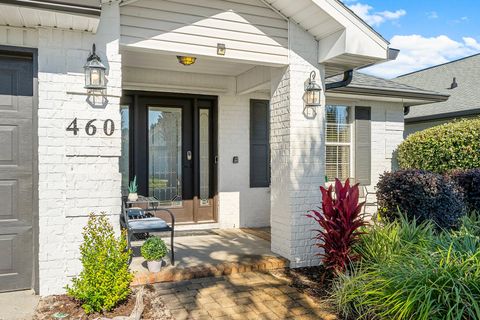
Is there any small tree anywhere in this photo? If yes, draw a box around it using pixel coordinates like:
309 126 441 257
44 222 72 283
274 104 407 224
66 213 133 314
308 179 366 273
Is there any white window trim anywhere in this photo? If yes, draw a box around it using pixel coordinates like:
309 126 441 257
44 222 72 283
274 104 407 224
325 102 356 183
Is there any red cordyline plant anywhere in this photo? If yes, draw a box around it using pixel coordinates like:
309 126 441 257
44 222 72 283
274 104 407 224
307 178 366 274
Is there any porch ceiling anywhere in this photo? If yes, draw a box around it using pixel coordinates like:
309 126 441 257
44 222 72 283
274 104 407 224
122 49 255 77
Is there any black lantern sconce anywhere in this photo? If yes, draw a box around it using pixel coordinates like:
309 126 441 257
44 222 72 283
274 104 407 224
84 44 107 92
305 70 322 108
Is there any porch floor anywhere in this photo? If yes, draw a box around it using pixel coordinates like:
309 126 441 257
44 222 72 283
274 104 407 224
130 228 287 286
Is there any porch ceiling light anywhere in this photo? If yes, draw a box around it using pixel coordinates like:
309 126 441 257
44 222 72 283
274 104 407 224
305 71 322 107
84 44 107 91
177 55 197 66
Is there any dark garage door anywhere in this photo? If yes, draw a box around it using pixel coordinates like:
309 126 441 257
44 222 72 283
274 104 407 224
0 51 35 292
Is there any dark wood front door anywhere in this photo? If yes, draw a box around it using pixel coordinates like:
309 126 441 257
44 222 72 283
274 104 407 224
129 94 217 224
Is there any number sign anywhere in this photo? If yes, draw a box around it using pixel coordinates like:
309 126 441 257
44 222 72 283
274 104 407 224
66 118 115 136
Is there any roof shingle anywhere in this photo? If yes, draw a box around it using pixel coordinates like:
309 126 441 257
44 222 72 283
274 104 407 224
394 53 480 120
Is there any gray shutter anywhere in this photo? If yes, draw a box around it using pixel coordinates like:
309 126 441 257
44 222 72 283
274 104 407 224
250 100 270 188
355 106 371 185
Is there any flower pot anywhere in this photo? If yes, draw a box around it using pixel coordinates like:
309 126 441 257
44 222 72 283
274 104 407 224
128 192 138 202
147 260 163 273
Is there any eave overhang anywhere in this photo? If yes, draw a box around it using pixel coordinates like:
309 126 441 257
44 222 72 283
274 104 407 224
262 0 395 76
0 0 100 32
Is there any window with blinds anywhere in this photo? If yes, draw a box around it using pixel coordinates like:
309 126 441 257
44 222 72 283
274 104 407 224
325 105 352 182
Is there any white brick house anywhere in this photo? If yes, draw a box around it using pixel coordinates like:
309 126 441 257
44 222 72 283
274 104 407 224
0 0 447 295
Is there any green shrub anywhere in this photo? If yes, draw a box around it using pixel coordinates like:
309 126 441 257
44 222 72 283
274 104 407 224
376 170 465 230
66 213 133 314
397 118 480 173
449 169 480 212
141 236 168 261
331 215 480 320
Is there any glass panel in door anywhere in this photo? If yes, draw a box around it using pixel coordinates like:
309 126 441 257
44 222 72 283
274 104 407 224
148 107 182 206
199 108 210 205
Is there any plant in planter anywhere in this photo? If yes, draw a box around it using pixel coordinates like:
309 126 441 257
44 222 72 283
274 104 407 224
141 236 168 272
128 176 138 202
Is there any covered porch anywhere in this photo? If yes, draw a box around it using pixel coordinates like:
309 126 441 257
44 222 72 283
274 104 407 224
116 0 395 270
129 228 287 286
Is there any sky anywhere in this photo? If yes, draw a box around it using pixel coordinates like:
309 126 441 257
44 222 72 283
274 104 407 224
341 0 480 78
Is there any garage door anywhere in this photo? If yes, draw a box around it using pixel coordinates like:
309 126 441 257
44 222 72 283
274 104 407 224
0 51 35 292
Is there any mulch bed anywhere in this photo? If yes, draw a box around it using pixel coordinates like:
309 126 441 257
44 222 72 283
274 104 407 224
33 285 174 320
271 265 334 299
270 266 341 318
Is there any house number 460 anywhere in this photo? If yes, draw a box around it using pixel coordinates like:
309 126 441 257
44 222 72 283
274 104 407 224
66 118 115 136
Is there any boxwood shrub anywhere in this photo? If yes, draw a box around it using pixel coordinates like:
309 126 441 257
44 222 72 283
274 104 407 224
449 169 480 212
397 118 480 173
376 170 465 230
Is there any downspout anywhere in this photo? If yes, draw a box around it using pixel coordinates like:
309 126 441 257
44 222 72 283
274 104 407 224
325 70 353 90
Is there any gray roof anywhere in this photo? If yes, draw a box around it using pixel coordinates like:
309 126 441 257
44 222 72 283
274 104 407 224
394 53 480 122
326 72 449 102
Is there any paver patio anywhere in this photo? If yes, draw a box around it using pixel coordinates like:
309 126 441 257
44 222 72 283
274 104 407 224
153 271 337 320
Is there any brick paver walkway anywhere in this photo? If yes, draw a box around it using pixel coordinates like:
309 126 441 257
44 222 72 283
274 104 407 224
153 272 337 320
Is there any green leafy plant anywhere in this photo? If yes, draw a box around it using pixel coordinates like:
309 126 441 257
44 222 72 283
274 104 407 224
307 179 366 273
397 118 480 173
332 214 480 320
141 236 168 261
66 213 133 314
376 170 465 230
128 176 137 193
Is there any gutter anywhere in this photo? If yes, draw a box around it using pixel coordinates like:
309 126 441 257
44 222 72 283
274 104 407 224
328 86 450 102
325 70 353 90
0 0 101 16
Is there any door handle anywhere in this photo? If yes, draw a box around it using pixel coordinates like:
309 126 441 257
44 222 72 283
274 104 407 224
187 150 192 161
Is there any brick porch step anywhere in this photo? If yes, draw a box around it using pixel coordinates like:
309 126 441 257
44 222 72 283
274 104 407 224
131 256 288 286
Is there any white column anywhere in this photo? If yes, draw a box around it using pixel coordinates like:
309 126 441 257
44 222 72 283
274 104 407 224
270 22 326 267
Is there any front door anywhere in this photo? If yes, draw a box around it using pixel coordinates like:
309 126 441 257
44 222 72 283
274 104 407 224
130 94 217 224
0 50 35 292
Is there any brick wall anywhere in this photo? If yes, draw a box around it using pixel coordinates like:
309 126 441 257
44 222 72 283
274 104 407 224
270 22 325 267
38 3 121 295
217 94 271 229
36 2 122 295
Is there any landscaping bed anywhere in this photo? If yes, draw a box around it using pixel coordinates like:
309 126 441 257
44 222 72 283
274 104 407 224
270 266 338 318
270 266 332 300
33 285 174 320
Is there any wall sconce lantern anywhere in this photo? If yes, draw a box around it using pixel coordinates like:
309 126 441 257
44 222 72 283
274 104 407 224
84 44 107 91
305 71 322 107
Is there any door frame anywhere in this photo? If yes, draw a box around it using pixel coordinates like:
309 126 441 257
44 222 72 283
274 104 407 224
121 91 218 223
0 45 39 293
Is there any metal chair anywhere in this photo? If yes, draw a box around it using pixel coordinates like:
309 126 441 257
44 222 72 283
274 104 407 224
121 197 175 265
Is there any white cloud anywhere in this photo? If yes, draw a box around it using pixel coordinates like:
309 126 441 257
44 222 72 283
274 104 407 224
348 3 406 27
363 35 480 78
427 11 438 19
463 37 480 50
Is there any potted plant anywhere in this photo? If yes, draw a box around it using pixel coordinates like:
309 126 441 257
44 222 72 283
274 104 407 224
141 236 168 272
128 176 138 202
